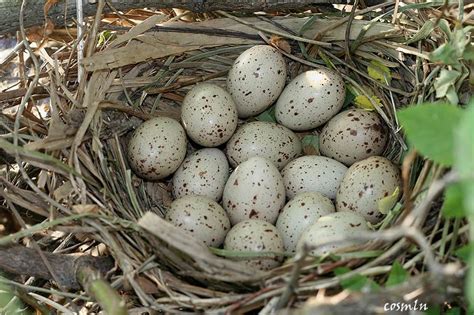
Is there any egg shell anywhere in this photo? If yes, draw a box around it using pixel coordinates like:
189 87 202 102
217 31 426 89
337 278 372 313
281 155 348 200
226 121 302 170
227 45 287 118
319 108 388 166
223 157 285 225
297 211 369 256
165 195 231 247
181 83 238 147
224 219 284 271
275 69 345 131
172 148 230 201
127 117 187 180
336 156 401 223
276 192 335 253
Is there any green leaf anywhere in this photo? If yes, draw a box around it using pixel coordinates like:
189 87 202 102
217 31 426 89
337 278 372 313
343 86 356 109
464 44 474 61
451 26 473 56
454 100 474 307
378 186 400 215
0 274 29 315
455 244 472 262
445 307 461 315
255 105 276 123
397 103 463 166
405 19 435 44
354 95 382 110
367 60 392 84
430 25 473 65
424 305 441 315
386 261 408 287
430 43 458 65
441 183 465 218
454 101 474 214
334 267 380 292
438 19 452 39
433 69 461 104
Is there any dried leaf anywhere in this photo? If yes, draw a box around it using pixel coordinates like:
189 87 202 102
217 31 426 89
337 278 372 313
53 181 74 202
72 204 100 214
367 60 392 84
354 95 382 110
270 35 291 54
44 0 60 15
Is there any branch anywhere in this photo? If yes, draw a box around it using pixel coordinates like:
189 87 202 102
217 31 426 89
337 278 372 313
0 245 112 289
0 245 128 314
0 0 388 35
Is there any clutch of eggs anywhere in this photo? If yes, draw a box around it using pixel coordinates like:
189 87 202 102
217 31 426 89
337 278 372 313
126 44 400 271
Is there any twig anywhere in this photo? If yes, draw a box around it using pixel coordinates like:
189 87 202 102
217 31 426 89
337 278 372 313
1 191 66 291
0 87 48 103
274 245 309 310
402 171 458 228
216 10 332 47
0 213 93 246
146 69 228 94
344 0 359 65
76 0 85 84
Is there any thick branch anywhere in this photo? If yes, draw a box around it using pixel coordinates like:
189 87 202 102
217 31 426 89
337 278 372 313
0 0 387 35
0 245 113 289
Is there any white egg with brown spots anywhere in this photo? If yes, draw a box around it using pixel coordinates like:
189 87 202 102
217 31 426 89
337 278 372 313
172 148 229 201
281 155 347 200
297 211 369 256
224 219 284 271
165 195 231 247
226 121 302 170
336 156 401 223
223 157 285 225
127 117 187 180
275 69 345 131
320 108 388 166
276 192 335 253
227 45 287 118
181 83 238 147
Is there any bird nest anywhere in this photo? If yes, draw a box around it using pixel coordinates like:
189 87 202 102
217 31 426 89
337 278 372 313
0 2 471 314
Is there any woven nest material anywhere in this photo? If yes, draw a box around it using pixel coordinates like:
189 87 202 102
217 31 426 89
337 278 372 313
0 3 471 314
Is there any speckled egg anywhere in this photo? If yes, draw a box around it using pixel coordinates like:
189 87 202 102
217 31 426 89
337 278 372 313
227 45 287 118
172 148 229 201
276 192 335 253
223 157 285 225
281 156 347 200
226 121 302 170
320 108 388 166
127 117 187 180
181 83 238 147
165 195 231 247
297 211 369 256
336 156 401 223
275 69 345 131
224 219 284 271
